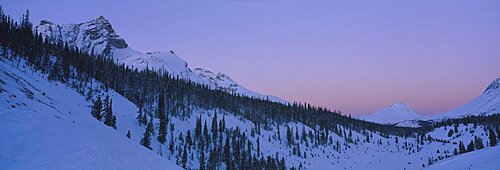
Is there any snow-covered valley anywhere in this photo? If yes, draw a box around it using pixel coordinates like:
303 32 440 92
1 53 499 169
0 9 499 170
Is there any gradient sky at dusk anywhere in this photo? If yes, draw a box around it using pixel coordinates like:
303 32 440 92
4 0 500 115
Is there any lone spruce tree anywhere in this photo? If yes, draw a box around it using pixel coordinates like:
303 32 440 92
91 95 102 120
489 128 497 146
458 141 466 154
103 95 116 129
140 117 154 150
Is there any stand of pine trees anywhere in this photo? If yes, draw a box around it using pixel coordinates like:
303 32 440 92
90 95 116 129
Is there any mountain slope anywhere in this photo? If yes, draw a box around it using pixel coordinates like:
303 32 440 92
34 17 285 103
430 78 500 120
0 57 182 170
362 78 500 126
361 102 422 124
426 146 500 170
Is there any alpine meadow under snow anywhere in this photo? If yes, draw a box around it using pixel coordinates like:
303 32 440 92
0 7 499 170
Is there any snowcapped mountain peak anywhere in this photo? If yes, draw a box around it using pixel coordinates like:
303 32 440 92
361 102 421 124
34 16 127 56
431 77 500 119
484 77 500 94
34 17 286 103
193 68 239 93
386 102 418 114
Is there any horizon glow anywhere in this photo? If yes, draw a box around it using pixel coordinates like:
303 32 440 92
4 0 500 115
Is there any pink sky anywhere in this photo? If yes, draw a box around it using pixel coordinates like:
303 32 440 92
4 0 500 115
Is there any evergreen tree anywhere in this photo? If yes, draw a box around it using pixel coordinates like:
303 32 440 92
103 95 116 128
136 105 144 126
286 126 293 145
157 93 167 144
142 112 148 126
489 128 497 146
111 115 117 129
91 95 103 120
466 140 475 152
219 115 226 133
181 144 188 168
140 122 152 150
448 129 454 137
257 137 261 158
295 127 299 141
474 136 484 150
195 115 202 139
277 126 281 141
126 130 131 139
186 130 193 147
199 145 206 170
211 112 218 141
223 136 231 163
458 141 466 154
208 147 217 170
169 135 175 155
203 120 209 144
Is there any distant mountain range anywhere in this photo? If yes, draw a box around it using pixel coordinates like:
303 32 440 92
362 78 500 126
35 16 285 103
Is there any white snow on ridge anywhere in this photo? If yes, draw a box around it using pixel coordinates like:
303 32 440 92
428 78 500 120
34 17 286 103
35 17 127 56
193 68 285 102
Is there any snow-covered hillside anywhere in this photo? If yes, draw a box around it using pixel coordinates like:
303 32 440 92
34 16 285 103
361 102 422 124
3 52 497 169
0 57 182 169
426 146 500 170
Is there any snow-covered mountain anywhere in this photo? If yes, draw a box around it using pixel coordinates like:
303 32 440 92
361 102 422 124
362 78 500 126
430 78 500 120
426 146 500 170
34 16 285 103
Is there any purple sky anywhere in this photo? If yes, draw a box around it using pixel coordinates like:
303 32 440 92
4 0 500 115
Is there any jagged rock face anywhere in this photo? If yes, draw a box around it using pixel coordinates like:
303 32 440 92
484 78 500 94
35 16 127 56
